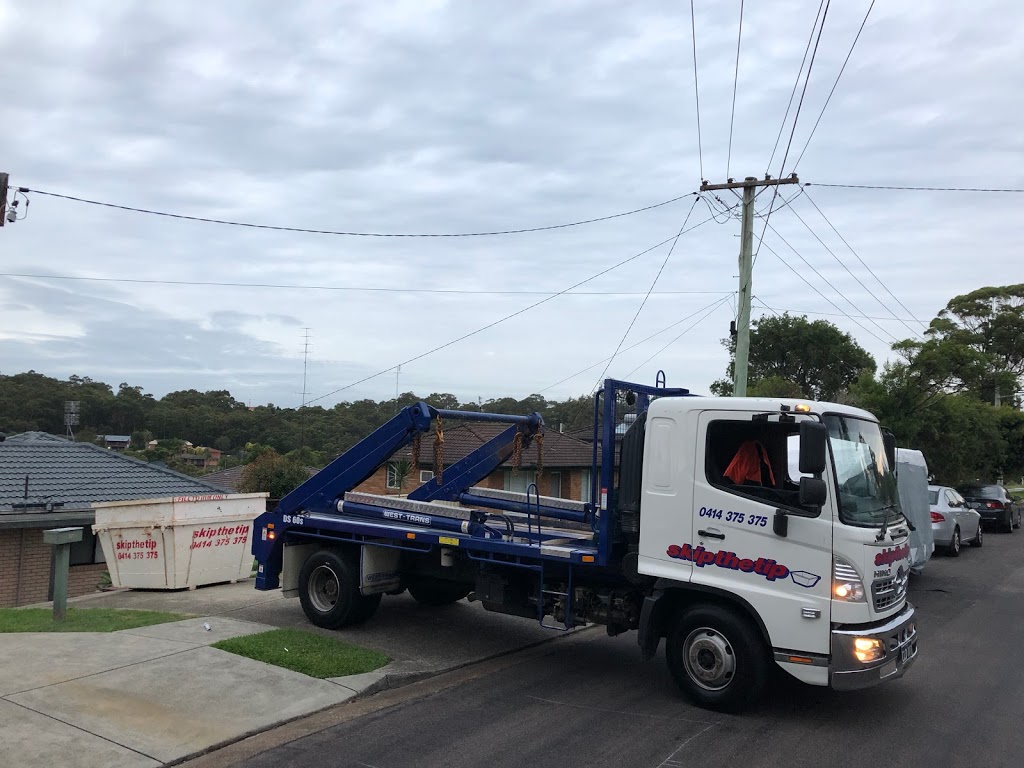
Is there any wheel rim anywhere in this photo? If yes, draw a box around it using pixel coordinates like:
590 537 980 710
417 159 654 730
953 532 960 552
308 565 341 613
682 627 736 691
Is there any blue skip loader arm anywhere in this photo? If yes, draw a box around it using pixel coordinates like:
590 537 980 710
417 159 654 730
253 401 546 589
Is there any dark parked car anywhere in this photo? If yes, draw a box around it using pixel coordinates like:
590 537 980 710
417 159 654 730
956 484 1023 533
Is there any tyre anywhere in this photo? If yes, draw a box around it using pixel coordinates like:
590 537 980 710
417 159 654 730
1014 510 1021 529
407 579 472 606
665 603 768 713
298 549 381 629
947 527 961 557
971 524 984 548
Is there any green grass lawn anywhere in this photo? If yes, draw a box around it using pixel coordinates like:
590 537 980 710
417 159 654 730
212 628 390 678
0 607 186 633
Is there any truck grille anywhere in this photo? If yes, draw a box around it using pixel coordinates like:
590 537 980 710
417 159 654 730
872 567 908 612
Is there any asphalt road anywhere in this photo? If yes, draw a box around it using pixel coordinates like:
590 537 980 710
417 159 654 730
219 529 1024 768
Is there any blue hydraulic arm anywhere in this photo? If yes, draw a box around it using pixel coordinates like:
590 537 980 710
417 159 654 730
406 410 543 502
274 401 437 517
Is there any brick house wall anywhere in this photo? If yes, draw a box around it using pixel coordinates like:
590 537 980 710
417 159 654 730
0 528 106 608
353 464 586 500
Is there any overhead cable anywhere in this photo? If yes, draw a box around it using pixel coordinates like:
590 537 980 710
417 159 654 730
792 0 877 170
540 296 731 393
765 0 827 175
306 206 732 405
726 0 745 179
784 200 922 338
807 183 1024 193
801 190 926 326
623 299 730 379
690 0 705 182
754 0 831 265
0 271 732 298
759 230 894 346
591 198 701 392
20 188 696 238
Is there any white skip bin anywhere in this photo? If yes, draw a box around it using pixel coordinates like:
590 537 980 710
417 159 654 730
92 493 269 589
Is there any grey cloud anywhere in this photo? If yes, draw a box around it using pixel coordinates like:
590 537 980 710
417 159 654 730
0 1 1020 406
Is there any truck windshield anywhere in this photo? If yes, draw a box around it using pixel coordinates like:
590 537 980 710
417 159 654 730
824 414 900 527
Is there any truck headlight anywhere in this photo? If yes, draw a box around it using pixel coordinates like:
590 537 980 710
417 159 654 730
853 637 885 663
832 556 866 603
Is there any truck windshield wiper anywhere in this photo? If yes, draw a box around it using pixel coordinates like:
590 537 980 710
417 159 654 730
875 504 912 541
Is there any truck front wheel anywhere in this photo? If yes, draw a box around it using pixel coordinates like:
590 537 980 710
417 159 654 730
298 549 381 629
665 603 768 713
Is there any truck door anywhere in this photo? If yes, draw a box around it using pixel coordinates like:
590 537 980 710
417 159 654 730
692 411 833 654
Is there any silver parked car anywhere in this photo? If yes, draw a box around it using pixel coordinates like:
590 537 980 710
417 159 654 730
929 485 982 556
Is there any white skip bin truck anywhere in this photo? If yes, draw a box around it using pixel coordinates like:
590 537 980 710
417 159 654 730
253 378 918 712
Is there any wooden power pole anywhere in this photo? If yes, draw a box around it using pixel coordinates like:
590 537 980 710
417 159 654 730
700 174 800 396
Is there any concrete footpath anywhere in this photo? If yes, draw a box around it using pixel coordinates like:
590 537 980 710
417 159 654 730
5 583 580 766
0 616 388 767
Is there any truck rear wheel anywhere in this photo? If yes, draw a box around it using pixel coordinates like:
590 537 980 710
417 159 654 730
665 603 768 713
298 549 381 629
407 579 472 606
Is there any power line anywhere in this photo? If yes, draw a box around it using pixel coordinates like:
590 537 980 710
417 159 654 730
690 0 705 182
726 0 745 179
754 1 831 266
759 228 894 346
21 187 696 238
752 298 919 323
807 183 1024 193
540 296 731 393
793 0 877 170
765 220 899 343
802 189 926 327
306 208 730 405
591 198 700 392
0 271 733 298
753 296 784 318
784 199 922 338
624 299 729 379
765 0 827 175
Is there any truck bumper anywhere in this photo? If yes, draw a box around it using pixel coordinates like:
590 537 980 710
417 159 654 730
829 603 918 691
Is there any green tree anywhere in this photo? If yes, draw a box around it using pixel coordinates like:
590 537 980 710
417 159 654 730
238 450 309 498
925 284 1024 403
711 314 876 400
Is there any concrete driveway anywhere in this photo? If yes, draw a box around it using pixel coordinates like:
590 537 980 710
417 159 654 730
74 580 576 679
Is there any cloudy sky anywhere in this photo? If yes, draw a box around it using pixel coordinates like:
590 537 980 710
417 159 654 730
1 1 1021 408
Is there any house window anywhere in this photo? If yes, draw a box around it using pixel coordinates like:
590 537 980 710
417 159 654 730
503 470 561 498
547 472 562 498
386 463 401 489
504 470 536 495
69 527 105 566
581 469 592 503
419 470 435 483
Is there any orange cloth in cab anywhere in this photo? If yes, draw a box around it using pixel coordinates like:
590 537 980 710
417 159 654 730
723 440 776 486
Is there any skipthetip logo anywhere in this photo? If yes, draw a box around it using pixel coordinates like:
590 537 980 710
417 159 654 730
666 543 821 589
875 543 910 567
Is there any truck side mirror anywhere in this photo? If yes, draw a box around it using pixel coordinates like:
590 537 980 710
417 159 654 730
882 428 897 472
799 476 827 508
798 421 828 476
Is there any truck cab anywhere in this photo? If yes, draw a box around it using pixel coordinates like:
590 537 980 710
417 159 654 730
633 396 916 703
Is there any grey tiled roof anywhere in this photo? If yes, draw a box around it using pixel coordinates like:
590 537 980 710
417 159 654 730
0 432 228 515
203 465 319 493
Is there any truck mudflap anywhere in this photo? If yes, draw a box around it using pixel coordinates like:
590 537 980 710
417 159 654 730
637 591 664 661
830 602 918 690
